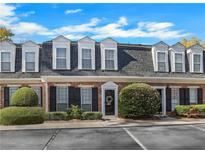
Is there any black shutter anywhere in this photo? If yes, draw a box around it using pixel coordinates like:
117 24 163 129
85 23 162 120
92 87 98 111
185 88 190 105
69 87 76 107
166 88 171 112
40 87 43 107
198 88 203 104
50 86 56 111
180 88 186 105
4 87 9 107
75 88 81 108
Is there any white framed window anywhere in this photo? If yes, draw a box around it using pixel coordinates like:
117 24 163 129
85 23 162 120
25 52 35 72
190 88 198 104
56 48 67 69
82 48 92 69
81 87 92 111
171 88 179 111
157 52 167 72
193 54 201 72
175 53 183 72
56 87 68 111
33 87 41 106
1 52 11 72
105 49 115 70
9 87 18 105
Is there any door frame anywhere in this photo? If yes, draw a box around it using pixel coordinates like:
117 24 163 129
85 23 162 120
152 86 167 115
101 81 118 117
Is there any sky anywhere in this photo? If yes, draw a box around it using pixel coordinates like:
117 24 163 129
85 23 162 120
0 3 205 45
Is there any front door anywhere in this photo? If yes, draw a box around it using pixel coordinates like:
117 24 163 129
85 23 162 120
105 90 115 115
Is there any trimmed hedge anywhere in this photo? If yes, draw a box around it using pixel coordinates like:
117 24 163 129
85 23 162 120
81 112 103 120
44 112 68 121
175 104 205 117
11 87 38 107
0 107 44 125
67 105 82 119
119 83 160 118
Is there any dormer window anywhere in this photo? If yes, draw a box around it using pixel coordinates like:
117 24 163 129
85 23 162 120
100 38 118 70
1 52 11 72
187 44 203 73
82 48 92 69
0 41 16 72
175 53 183 72
193 54 201 72
157 52 166 72
52 35 71 70
22 41 39 72
56 48 67 69
78 37 95 70
152 41 169 72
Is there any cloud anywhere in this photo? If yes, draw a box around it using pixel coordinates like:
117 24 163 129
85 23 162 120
65 9 82 15
19 11 35 17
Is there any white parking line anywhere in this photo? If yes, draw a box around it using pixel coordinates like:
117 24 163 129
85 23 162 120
123 127 147 150
190 125 205 132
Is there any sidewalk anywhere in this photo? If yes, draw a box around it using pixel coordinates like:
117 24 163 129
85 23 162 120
0 118 205 131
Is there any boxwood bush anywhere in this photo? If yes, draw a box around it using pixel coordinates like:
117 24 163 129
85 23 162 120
0 107 44 125
81 112 103 120
175 104 205 117
44 112 68 121
11 87 38 107
119 83 160 119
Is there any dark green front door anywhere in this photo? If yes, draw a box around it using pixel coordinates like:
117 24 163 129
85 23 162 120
105 90 115 115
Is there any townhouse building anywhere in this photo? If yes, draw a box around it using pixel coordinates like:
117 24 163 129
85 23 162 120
0 35 205 116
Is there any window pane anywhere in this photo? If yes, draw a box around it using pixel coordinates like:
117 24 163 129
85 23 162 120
157 52 165 62
1 62 11 71
81 88 92 111
25 52 35 62
194 64 200 72
9 87 18 105
26 62 35 71
105 50 114 60
57 48 66 58
190 88 197 104
158 62 166 71
194 55 200 63
56 87 68 111
175 63 183 72
171 88 179 111
82 49 91 59
56 59 66 69
105 60 114 70
1 52 10 62
33 87 41 106
175 53 182 63
82 59 92 69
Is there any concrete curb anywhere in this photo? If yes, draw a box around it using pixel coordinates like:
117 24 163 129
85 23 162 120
0 120 205 131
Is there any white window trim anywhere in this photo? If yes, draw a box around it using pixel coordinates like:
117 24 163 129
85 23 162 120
172 52 185 72
52 37 71 70
101 48 118 70
80 87 92 111
78 38 95 70
0 42 16 72
156 51 169 72
191 53 203 73
56 86 69 111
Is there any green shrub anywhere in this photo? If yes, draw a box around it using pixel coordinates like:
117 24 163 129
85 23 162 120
119 83 160 119
81 112 103 120
11 87 38 107
175 104 205 117
67 105 82 119
0 107 44 125
44 112 68 121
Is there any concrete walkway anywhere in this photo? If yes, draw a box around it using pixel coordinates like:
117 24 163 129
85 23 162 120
1 118 205 131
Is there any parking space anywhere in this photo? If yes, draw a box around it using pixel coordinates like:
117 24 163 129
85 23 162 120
0 124 205 150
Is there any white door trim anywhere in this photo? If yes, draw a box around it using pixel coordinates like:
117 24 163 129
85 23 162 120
152 86 167 115
101 81 118 116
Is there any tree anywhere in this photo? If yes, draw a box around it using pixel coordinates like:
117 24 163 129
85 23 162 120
0 27 14 42
181 37 205 48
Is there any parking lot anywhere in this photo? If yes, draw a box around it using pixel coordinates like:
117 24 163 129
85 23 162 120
0 124 205 150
